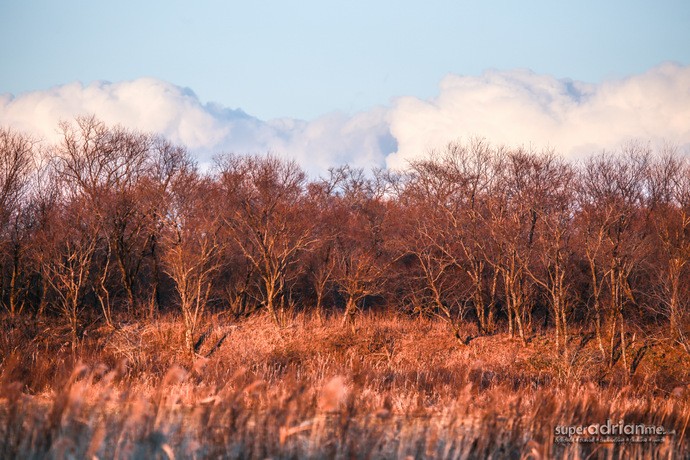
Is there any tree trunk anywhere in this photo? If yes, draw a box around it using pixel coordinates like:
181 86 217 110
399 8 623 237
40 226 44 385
342 296 357 328
184 312 195 356
8 250 20 317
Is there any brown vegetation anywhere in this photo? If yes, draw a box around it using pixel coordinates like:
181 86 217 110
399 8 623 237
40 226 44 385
1 117 690 457
1 313 689 458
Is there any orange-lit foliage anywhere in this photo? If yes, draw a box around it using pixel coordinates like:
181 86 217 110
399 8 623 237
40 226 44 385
1 119 689 457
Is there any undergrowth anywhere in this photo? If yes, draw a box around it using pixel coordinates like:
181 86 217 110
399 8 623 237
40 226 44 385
1 312 689 459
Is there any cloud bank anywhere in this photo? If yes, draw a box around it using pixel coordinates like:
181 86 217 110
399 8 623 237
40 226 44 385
387 62 690 169
0 78 394 175
1 63 689 175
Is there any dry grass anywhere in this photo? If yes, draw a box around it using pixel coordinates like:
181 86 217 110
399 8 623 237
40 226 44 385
1 312 689 458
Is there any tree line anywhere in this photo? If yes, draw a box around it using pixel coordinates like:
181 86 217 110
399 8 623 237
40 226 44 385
1 116 689 363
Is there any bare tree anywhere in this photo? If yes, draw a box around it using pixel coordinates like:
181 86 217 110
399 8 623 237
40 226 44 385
520 153 577 353
577 146 651 368
21 154 62 320
483 148 544 345
304 167 349 320
400 140 500 336
161 167 222 355
396 149 471 337
648 148 690 353
139 137 192 317
332 167 390 328
44 197 100 354
0 128 34 317
217 154 315 326
0 128 33 227
54 116 154 325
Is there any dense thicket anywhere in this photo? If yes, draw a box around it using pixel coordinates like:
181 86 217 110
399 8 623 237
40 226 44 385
1 117 689 363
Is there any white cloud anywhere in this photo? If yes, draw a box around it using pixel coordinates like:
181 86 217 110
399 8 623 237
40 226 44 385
0 78 393 176
0 79 233 149
267 108 395 173
386 62 690 169
1 64 689 175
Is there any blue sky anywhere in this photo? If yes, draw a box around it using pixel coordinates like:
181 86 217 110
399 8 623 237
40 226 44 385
1 1 689 173
2 0 689 120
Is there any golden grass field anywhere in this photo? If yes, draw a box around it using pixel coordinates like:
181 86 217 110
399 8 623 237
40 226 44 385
1 312 689 459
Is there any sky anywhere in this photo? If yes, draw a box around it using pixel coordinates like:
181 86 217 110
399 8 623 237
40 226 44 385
1 0 689 174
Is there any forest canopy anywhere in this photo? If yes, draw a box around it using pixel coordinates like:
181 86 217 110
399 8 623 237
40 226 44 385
1 116 689 363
